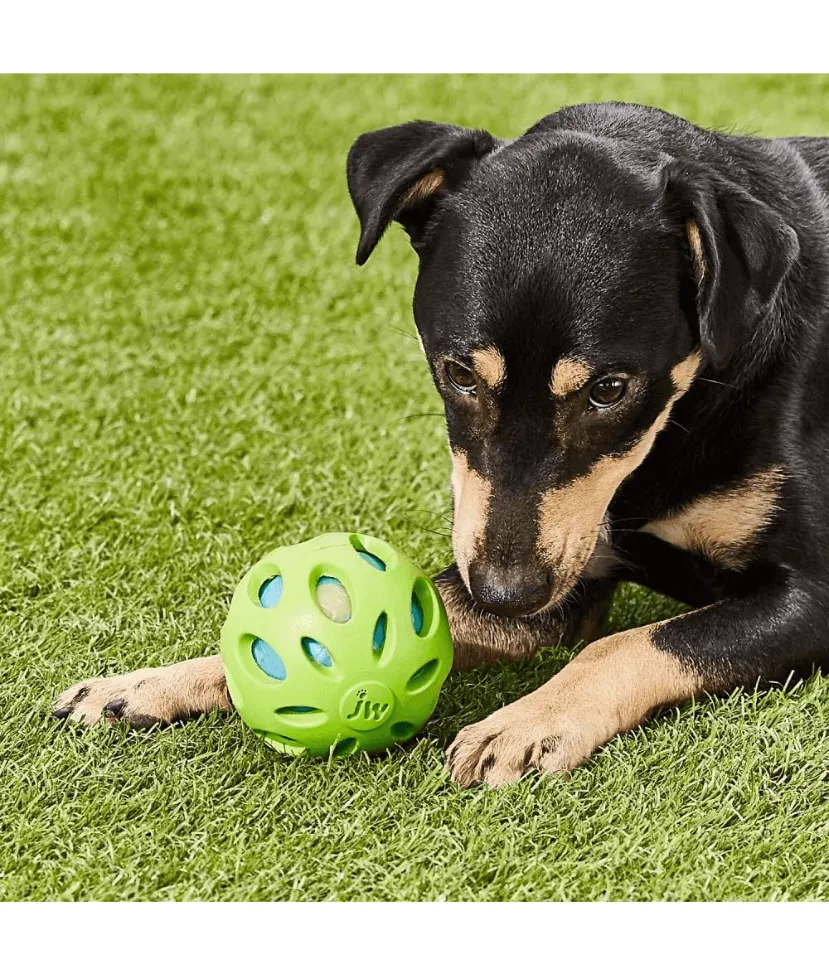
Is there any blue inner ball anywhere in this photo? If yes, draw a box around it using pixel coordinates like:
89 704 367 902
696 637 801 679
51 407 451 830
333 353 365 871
302 636 333 668
411 592 424 635
358 550 386 571
372 613 387 653
258 575 284 608
252 637 287 680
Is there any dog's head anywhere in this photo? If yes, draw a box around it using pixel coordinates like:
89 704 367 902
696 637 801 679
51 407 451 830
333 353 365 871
347 115 798 617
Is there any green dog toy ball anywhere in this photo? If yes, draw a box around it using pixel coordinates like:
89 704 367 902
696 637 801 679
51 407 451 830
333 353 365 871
220 533 454 757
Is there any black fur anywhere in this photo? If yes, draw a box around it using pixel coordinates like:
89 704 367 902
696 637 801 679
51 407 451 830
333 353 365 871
348 102 829 693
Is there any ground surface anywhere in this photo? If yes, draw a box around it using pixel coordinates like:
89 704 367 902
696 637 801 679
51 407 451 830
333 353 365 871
2 74 829 901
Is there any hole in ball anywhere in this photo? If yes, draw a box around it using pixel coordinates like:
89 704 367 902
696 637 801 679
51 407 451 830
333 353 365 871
406 659 439 693
332 737 358 757
315 575 352 622
372 612 387 656
258 575 283 608
390 721 417 740
348 535 387 571
358 550 386 571
411 590 425 635
302 636 333 668
251 638 287 681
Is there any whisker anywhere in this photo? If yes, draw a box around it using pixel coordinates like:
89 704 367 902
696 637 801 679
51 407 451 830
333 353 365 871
402 521 452 539
409 509 454 530
411 507 452 519
380 324 419 341
697 376 737 390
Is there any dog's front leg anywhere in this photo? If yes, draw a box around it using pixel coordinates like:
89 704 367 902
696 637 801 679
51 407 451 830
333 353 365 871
447 579 825 787
52 565 611 730
53 655 231 728
435 564 614 669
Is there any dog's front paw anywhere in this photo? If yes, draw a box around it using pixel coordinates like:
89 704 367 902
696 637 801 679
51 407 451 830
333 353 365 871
446 625 700 788
446 697 603 789
53 671 177 729
52 655 230 730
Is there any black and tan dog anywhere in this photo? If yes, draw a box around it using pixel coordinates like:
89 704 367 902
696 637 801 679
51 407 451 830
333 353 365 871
55 102 829 788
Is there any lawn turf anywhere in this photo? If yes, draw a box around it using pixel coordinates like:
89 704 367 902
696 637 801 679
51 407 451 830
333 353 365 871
2 74 829 901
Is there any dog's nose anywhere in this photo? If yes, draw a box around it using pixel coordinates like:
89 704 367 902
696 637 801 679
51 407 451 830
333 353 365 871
467 563 554 617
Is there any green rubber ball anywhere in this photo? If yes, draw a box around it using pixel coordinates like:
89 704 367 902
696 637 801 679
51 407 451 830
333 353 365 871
220 533 454 757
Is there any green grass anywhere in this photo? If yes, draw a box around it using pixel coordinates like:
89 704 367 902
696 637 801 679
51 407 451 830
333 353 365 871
3 74 829 902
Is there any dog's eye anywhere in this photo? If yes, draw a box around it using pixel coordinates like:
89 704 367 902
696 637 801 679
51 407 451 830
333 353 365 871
588 376 627 409
445 360 477 395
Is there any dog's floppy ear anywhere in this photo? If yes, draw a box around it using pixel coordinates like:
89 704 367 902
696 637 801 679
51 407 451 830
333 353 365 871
663 160 799 369
347 120 498 265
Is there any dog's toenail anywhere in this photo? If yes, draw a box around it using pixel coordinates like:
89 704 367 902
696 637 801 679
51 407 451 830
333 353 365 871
53 708 72 720
105 699 125 717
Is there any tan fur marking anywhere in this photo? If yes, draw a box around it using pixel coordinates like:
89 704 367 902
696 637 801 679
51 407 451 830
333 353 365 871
538 350 702 599
643 468 785 569
686 219 706 284
471 346 506 389
396 168 445 213
551 358 591 398
671 348 701 393
451 450 492 589
447 620 703 786
541 623 702 740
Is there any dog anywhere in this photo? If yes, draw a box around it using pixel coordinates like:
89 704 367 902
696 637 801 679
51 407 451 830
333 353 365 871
54 101 829 788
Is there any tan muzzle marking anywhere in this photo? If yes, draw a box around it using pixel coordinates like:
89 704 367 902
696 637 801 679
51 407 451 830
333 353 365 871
538 351 702 600
451 449 491 588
